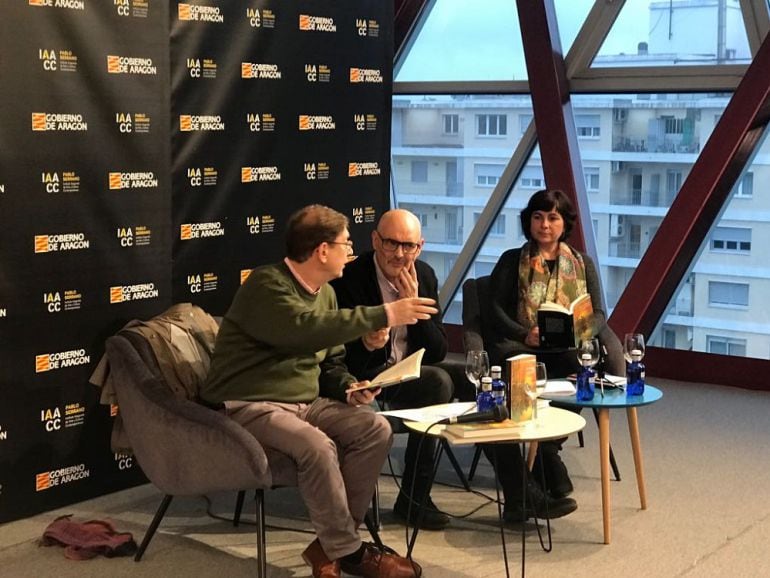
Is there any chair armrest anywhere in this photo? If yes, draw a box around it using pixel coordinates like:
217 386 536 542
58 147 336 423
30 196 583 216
106 335 273 495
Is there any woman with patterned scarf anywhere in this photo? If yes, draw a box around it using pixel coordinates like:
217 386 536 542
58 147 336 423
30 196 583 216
486 189 611 502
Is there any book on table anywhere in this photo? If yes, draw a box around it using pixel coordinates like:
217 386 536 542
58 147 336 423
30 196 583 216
537 293 594 348
444 418 524 439
507 354 535 422
345 348 425 392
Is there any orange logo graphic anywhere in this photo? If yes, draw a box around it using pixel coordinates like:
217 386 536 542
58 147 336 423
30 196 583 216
349 68 360 83
29 0 46 5
180 224 192 240
179 115 192 131
34 235 50 253
110 404 119 417
240 269 252 284
299 14 311 30
36 472 51 491
178 3 191 20
240 168 252 182
109 286 124 303
348 163 358 177
108 173 122 190
35 354 51 373
107 55 121 73
32 113 46 131
298 116 310 130
240 63 252 78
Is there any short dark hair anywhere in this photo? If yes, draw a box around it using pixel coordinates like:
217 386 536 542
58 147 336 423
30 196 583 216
519 189 577 242
285 204 349 262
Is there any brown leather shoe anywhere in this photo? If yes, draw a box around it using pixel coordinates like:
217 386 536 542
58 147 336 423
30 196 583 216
301 539 341 578
340 542 422 578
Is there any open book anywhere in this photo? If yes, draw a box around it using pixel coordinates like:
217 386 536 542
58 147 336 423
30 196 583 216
537 293 593 348
345 348 425 392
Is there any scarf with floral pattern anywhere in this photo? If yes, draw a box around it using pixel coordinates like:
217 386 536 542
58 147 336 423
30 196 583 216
516 241 588 329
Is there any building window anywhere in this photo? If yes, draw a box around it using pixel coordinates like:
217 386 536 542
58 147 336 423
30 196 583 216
520 166 544 189
575 114 600 138
584 166 600 192
734 172 753 197
411 160 428 183
443 114 459 135
474 163 504 187
661 115 685 134
414 212 429 229
477 114 507 136
474 212 506 236
710 227 751 254
707 335 746 357
666 170 683 198
519 113 533 135
708 281 749 307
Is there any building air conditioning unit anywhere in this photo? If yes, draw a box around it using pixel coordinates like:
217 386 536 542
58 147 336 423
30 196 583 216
610 214 625 237
611 161 625 173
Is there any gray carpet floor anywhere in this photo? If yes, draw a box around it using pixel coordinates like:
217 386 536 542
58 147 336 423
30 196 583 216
2 378 770 577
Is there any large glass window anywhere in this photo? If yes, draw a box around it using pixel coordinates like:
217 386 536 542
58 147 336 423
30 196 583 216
594 0 751 67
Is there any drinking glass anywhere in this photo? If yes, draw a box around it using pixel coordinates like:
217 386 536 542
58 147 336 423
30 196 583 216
623 333 646 363
528 362 548 420
576 338 600 368
465 350 489 394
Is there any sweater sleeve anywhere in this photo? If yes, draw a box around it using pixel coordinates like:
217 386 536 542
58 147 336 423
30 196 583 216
230 268 388 353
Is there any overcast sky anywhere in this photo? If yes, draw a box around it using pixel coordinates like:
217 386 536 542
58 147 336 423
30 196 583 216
396 0 652 82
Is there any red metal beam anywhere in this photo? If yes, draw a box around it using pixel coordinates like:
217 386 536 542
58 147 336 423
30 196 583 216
515 0 589 253
610 33 770 340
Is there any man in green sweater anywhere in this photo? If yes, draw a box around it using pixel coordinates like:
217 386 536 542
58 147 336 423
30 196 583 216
202 205 436 578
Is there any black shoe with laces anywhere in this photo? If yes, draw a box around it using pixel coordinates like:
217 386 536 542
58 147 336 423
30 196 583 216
502 480 577 523
392 493 450 531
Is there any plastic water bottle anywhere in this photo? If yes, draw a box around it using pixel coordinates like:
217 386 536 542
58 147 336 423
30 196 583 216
490 365 507 408
477 376 495 412
626 350 645 396
576 354 595 401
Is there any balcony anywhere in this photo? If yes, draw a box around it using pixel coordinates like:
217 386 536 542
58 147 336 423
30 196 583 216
609 190 675 207
608 242 641 258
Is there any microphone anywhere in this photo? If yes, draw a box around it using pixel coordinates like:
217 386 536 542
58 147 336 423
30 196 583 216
439 404 508 425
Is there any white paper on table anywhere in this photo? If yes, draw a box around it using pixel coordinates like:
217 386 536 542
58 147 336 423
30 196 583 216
543 380 576 396
379 401 477 423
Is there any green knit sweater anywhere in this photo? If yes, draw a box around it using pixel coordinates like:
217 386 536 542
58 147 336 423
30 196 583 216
201 262 388 404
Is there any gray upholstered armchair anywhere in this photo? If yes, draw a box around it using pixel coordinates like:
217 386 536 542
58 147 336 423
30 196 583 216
105 332 298 577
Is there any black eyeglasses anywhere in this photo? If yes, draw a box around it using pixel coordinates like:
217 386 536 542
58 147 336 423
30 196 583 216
375 231 420 254
328 240 354 252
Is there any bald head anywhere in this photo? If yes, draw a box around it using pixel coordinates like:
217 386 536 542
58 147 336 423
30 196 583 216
378 209 422 236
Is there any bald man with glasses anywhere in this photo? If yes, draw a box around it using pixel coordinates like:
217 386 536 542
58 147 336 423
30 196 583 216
331 209 454 531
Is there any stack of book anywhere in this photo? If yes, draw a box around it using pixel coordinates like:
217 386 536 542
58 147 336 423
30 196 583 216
444 419 523 439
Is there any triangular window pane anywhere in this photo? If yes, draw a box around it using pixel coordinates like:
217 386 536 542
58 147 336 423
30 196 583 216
396 0 525 82
593 0 751 67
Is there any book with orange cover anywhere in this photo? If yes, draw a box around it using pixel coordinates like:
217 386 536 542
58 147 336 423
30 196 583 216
537 293 594 348
507 354 535 422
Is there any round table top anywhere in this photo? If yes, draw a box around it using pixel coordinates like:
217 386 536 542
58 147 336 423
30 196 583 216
545 383 663 409
404 406 586 446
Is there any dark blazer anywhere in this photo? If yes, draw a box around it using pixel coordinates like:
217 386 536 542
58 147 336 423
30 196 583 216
331 251 448 381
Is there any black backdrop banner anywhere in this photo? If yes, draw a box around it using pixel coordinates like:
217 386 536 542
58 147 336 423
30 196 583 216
0 0 392 523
